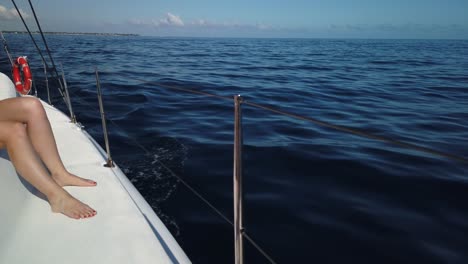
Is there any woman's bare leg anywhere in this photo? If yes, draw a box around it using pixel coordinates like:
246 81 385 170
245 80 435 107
0 121 96 219
0 97 96 187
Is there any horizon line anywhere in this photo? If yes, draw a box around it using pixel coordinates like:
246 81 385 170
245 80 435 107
2 30 468 41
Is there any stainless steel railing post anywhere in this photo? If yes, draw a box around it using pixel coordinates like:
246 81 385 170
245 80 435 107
233 94 244 264
60 64 76 123
95 68 114 168
43 60 51 104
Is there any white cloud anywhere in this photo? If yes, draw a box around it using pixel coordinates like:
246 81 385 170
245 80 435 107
123 12 284 37
0 5 29 20
166 13 184 26
128 13 184 27
256 23 271 30
128 13 274 31
127 18 145 25
154 13 184 27
188 19 274 31
191 19 209 26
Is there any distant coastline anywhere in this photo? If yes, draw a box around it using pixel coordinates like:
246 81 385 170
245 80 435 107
1 30 139 37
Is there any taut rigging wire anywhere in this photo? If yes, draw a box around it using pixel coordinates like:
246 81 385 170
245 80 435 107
133 79 468 164
10 0 65 96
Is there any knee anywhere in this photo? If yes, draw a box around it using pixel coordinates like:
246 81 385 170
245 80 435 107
22 97 46 119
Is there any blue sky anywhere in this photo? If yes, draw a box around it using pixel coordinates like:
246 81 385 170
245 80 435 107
1 0 467 38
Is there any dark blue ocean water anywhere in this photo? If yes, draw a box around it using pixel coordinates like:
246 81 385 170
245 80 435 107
2 35 468 263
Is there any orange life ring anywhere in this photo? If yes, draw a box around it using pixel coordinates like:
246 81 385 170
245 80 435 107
12 56 33 95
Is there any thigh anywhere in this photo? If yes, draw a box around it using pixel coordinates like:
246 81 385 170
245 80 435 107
0 97 37 123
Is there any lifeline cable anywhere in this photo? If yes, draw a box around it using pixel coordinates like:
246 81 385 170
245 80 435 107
10 0 66 100
0 31 14 66
133 78 468 164
9 0 47 67
27 0 65 94
63 83 278 264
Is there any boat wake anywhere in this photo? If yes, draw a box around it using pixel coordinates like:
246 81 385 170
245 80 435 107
118 136 187 236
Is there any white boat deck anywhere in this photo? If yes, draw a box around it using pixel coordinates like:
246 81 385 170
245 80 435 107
0 74 190 263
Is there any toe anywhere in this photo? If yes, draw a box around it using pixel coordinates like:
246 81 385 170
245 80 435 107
85 179 97 185
82 205 96 218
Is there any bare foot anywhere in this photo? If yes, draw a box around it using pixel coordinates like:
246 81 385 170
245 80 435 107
52 171 97 187
49 191 97 219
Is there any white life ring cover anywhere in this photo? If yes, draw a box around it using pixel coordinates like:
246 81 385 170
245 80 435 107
0 72 17 100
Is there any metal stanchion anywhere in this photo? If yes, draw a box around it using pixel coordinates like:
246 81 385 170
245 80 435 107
95 68 114 168
60 64 76 123
233 95 244 264
43 61 51 104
